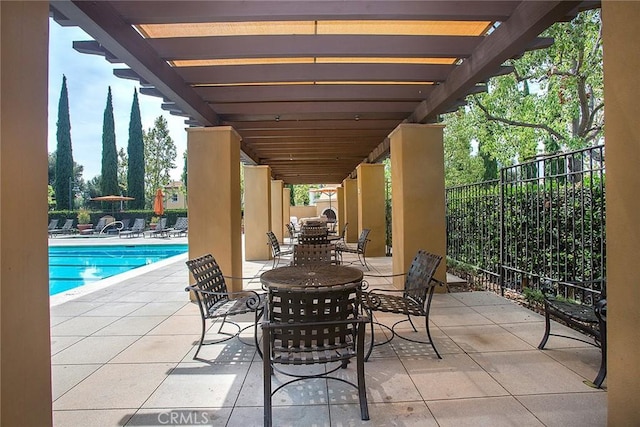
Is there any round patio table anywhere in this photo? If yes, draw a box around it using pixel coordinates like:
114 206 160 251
260 264 363 289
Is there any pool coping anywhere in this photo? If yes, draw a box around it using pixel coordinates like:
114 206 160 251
49 237 189 307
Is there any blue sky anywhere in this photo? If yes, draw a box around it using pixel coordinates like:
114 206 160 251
48 19 188 181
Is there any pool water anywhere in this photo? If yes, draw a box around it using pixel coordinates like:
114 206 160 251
49 244 188 295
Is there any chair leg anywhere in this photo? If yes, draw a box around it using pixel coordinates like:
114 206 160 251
263 327 273 427
356 322 370 420
365 308 375 362
193 315 207 359
424 315 441 359
407 315 418 332
593 318 607 388
254 309 264 359
537 303 552 349
359 252 370 270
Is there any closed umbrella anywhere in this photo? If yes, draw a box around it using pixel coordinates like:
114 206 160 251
153 189 164 216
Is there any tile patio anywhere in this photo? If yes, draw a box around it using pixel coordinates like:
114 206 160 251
49 237 607 426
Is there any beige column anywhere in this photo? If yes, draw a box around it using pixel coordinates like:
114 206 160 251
270 180 284 243
282 187 291 239
356 163 386 257
1 2 52 426
389 124 447 289
244 166 272 260
336 186 345 231
602 2 640 423
342 178 359 243
187 127 242 292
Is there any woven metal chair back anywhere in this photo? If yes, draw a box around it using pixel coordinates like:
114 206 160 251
285 223 296 239
131 218 145 232
292 243 334 266
266 231 282 256
267 283 360 357
300 224 328 238
173 216 187 230
403 250 443 307
185 254 229 314
356 228 371 252
298 233 329 244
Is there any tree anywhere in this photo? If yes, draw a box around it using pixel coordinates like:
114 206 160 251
127 89 145 208
54 75 74 210
181 150 188 194
101 87 119 204
462 10 603 165
144 116 177 207
442 110 486 186
117 147 128 196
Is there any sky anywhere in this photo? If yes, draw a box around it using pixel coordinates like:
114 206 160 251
48 19 188 181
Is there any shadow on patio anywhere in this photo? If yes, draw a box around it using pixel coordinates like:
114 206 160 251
50 254 606 426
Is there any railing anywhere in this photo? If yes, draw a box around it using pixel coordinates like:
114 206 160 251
446 145 606 300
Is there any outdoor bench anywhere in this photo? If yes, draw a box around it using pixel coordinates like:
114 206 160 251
538 278 607 388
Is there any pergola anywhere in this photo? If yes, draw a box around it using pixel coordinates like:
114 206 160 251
49 1 597 184
2 1 640 426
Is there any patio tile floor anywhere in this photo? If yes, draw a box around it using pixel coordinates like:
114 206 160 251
50 238 607 426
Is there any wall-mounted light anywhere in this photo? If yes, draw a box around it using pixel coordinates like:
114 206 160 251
275 115 280 122
355 115 360 121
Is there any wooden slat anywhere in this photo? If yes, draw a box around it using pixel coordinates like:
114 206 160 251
149 34 483 60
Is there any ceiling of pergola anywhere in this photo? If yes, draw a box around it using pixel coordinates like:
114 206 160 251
50 1 599 184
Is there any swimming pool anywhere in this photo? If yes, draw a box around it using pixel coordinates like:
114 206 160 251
49 244 188 295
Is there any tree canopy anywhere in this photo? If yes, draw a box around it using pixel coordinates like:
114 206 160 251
127 89 145 208
442 9 603 186
100 87 119 202
54 75 74 210
143 116 177 208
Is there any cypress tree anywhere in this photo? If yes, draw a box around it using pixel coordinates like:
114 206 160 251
55 75 74 210
127 89 145 209
101 87 119 208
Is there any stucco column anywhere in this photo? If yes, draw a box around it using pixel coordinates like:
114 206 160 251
187 127 242 292
602 2 640 423
356 163 386 257
342 178 359 243
336 186 345 232
244 166 272 260
282 187 291 239
1 2 53 426
389 124 447 289
270 180 284 243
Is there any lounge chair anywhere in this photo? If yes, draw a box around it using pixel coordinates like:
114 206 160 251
49 219 75 237
119 218 145 238
146 217 168 238
167 216 188 237
47 219 59 237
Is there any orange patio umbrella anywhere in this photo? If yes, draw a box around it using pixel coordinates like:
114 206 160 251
153 188 164 216
90 195 135 214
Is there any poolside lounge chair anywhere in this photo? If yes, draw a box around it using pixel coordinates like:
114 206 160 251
85 217 107 235
119 218 145 238
49 219 75 237
146 217 168 238
47 219 59 237
167 216 188 237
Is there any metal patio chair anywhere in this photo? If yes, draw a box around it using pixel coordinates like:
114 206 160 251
262 282 369 426
363 250 443 360
185 253 265 360
336 228 371 270
266 230 293 268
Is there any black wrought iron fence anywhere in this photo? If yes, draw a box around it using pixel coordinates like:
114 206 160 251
446 145 606 300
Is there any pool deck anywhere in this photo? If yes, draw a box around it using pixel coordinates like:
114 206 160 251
50 237 607 426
